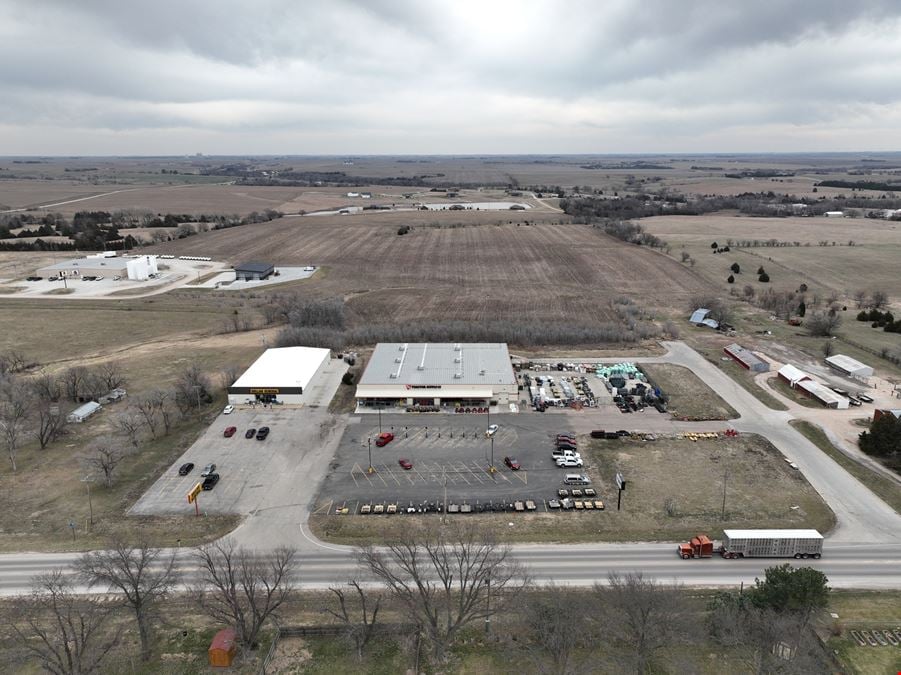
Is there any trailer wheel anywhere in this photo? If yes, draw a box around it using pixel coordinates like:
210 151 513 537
801 553 809 559
794 553 802 559
813 553 821 559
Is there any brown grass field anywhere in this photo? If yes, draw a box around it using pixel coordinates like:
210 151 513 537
642 215 901 299
148 215 713 324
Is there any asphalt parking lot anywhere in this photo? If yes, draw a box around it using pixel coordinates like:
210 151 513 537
315 414 609 510
130 407 321 516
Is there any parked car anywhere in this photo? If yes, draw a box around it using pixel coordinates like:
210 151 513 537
556 456 584 468
504 456 521 470
112 275 121 281
556 441 577 451
856 393 874 403
245 428 256 439
563 473 591 485
256 426 270 440
375 432 394 447
223 404 234 414
178 462 195 476
616 430 631 437
48 276 59 281
552 448 580 460
848 398 862 407
202 473 220 490
95 275 104 281
486 424 499 437
25 276 42 281
590 430 605 439
224 426 237 437
200 463 217 477
398 458 413 470
556 433 576 442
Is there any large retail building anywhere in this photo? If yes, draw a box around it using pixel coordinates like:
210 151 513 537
228 346 331 404
355 343 517 409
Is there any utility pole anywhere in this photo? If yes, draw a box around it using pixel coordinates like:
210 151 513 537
80 474 95 528
367 437 373 474
442 467 448 524
721 466 728 520
377 405 382 434
489 436 495 474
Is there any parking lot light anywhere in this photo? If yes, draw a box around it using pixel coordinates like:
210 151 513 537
367 437 374 474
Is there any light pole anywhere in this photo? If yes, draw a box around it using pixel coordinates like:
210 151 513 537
489 436 495 474
80 474 95 528
377 405 382 434
367 437 374 474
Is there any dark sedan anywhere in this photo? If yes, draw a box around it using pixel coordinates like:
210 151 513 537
245 428 256 439
201 473 220 490
256 426 270 441
178 462 195 476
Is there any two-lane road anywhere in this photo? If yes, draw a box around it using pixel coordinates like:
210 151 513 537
2 541 899 596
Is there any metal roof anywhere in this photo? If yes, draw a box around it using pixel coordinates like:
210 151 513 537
723 529 823 539
825 354 873 377
778 364 808 383
69 401 101 417
230 347 330 389
358 343 515 386
235 262 274 274
40 257 129 271
689 308 710 323
797 379 849 408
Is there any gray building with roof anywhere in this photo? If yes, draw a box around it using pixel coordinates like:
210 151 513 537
355 343 517 409
235 262 274 281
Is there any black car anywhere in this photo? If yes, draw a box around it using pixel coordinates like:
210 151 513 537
201 473 220 490
256 426 270 441
26 276 42 281
556 441 578 451
245 428 256 439
178 462 195 476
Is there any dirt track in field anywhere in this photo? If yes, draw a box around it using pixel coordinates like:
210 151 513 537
150 215 713 323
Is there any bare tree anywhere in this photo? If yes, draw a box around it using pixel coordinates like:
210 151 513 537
9 571 123 675
359 522 528 662
805 310 842 337
174 364 214 413
518 584 592 675
852 289 867 309
61 366 89 402
133 395 161 438
0 376 31 472
593 572 693 674
870 289 889 309
84 443 125 487
0 349 29 375
33 399 65 450
96 362 127 392
325 581 382 661
30 372 62 402
77 541 180 662
195 540 297 650
113 410 144 449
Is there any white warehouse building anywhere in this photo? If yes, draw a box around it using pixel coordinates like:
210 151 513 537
227 346 332 404
355 343 517 410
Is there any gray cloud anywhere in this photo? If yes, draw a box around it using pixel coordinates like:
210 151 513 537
1 0 901 153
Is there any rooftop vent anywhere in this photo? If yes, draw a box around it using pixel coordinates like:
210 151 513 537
417 365 424 370
399 344 407 352
479 369 486 375
454 344 461 351
453 373 462 379
454 357 462 363
395 357 402 363
389 373 398 379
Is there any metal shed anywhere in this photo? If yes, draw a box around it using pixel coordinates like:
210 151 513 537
825 354 874 380
723 343 769 372
235 262 275 281
67 401 101 423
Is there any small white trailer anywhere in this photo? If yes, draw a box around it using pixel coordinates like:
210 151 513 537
721 529 823 559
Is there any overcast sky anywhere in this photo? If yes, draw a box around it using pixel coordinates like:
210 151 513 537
3 0 901 155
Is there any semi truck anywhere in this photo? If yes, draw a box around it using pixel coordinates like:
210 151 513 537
678 529 824 560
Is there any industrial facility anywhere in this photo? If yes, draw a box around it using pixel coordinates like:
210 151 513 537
227 346 332 404
355 343 517 410
37 253 158 281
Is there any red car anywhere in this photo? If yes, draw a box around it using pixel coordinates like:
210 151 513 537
504 456 521 470
224 426 237 438
398 458 413 470
375 432 395 447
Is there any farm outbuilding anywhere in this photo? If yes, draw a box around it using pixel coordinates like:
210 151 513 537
796 379 850 409
689 308 719 329
777 364 809 387
227 346 331 404
234 262 274 281
825 354 874 381
723 343 769 372
355 343 517 410
873 409 901 422
67 401 101 423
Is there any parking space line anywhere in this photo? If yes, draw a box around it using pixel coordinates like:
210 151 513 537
511 470 528 485
382 465 402 486
454 462 473 485
412 467 427 484
465 461 487 484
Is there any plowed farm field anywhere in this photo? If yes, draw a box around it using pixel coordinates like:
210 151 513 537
151 215 712 323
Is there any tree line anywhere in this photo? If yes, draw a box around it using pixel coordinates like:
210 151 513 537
2 524 833 673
